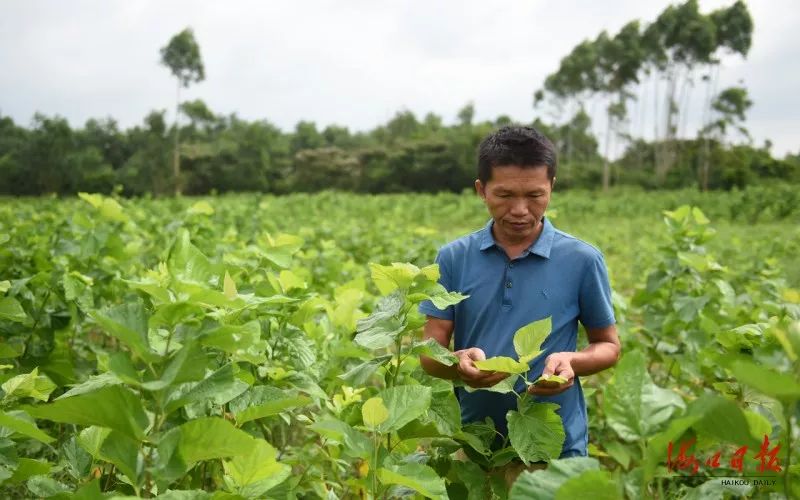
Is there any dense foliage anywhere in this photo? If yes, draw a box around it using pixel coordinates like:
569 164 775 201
1 189 798 499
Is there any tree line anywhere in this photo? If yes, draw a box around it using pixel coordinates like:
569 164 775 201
1 1 798 197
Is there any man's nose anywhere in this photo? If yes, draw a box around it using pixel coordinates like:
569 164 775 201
509 198 528 216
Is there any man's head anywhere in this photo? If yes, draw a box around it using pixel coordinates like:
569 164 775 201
477 125 557 185
475 126 557 248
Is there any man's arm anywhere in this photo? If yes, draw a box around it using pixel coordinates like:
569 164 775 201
528 324 621 396
421 316 510 388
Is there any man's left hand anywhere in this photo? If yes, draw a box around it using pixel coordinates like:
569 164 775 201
527 352 575 396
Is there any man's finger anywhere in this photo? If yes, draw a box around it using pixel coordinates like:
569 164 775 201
542 355 560 376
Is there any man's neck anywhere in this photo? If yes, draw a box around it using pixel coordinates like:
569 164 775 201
492 220 544 260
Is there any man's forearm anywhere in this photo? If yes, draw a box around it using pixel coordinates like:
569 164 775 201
569 341 620 376
420 356 460 380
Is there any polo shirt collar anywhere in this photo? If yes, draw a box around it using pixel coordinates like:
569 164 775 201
479 217 555 259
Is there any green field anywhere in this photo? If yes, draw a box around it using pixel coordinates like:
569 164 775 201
1 189 798 499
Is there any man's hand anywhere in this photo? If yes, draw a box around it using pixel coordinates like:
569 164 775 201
455 348 510 388
527 352 575 396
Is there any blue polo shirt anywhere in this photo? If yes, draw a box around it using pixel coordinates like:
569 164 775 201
419 217 615 458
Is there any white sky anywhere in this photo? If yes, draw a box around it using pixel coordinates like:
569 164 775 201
1 0 797 157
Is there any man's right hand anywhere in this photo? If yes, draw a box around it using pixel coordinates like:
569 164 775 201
455 347 510 388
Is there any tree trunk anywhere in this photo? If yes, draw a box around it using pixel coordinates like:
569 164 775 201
602 110 612 191
173 81 182 196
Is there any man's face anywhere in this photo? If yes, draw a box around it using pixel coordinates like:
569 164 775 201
475 165 553 247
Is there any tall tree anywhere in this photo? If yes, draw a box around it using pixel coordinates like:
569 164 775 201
160 27 205 195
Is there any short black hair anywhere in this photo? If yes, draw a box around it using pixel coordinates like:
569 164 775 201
477 126 557 184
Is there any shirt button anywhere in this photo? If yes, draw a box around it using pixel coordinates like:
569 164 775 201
506 281 513 288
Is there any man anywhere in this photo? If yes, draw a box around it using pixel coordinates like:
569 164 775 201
419 125 620 461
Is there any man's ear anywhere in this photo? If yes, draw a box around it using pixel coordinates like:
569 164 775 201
474 179 486 200
551 176 557 189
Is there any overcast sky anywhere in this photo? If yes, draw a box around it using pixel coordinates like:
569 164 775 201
1 0 797 156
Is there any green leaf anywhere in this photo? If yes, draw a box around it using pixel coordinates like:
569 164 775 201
188 200 215 215
410 339 458 366
157 417 257 477
90 302 158 363
339 355 392 386
77 426 140 484
25 475 71 497
4 458 51 485
200 321 265 360
534 374 568 385
0 297 27 323
555 469 621 500
474 356 529 374
0 410 54 443
223 439 290 497
421 389 461 435
308 417 373 460
78 192 128 223
603 350 684 442
463 376 518 395
354 293 405 349
149 302 205 329
1 368 56 402
727 359 800 401
164 363 250 415
229 386 311 425
378 463 448 500
141 343 208 391
507 401 565 464
24 385 148 441
377 385 432 433
168 229 220 287
509 457 599 500
369 262 419 294
223 271 238 299
514 316 551 364
362 397 389 429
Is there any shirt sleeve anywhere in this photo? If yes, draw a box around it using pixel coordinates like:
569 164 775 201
418 248 455 321
578 251 616 329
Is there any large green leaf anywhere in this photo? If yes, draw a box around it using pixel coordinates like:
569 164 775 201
514 316 551 364
554 469 621 500
157 417 256 477
421 389 461 435
603 350 684 442
354 293 406 349
474 356 529 374
223 438 290 497
369 262 419 294
339 355 392 386
4 458 51 485
229 386 311 425
727 359 800 401
90 302 158 363
0 297 27 323
509 457 599 500
168 229 220 287
164 364 249 415
141 343 208 391
378 463 448 500
0 410 54 443
410 339 458 366
24 385 148 441
507 401 565 464
377 385 432 433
